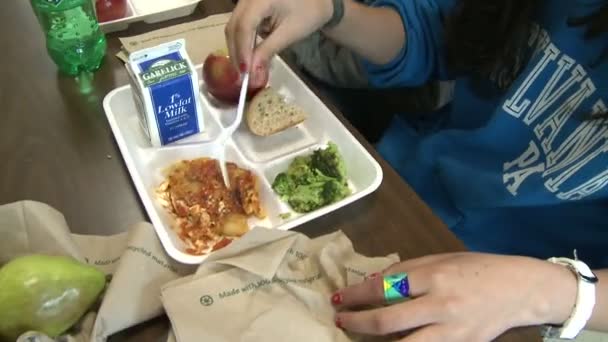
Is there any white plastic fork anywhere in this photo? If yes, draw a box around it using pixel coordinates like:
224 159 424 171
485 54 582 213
217 32 257 189
217 68 250 189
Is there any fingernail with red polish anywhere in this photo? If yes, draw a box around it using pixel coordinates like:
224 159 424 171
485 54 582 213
368 272 381 279
335 317 343 329
331 292 343 305
239 62 247 73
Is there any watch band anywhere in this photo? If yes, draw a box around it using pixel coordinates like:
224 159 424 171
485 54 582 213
323 0 345 29
542 257 598 340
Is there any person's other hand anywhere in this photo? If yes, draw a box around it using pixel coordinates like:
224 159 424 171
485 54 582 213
225 0 334 88
331 253 577 341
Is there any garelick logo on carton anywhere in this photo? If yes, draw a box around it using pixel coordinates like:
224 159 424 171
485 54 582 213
141 57 198 145
140 59 190 88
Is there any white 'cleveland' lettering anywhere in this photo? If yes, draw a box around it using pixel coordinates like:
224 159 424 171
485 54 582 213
502 24 606 200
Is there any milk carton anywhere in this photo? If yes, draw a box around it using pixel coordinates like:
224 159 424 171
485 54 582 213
127 39 204 147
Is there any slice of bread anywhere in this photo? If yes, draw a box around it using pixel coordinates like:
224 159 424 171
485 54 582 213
246 87 308 136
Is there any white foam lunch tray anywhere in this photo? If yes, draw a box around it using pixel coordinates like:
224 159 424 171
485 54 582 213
98 0 201 33
103 56 383 264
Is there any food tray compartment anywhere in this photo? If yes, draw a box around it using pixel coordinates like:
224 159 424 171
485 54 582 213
145 143 280 264
203 61 323 164
231 61 323 163
104 81 223 150
96 0 136 33
99 0 201 34
103 56 383 264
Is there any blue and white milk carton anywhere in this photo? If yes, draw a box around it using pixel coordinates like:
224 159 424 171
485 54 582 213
127 39 204 147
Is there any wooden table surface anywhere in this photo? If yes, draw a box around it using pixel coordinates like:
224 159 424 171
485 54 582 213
1 0 539 341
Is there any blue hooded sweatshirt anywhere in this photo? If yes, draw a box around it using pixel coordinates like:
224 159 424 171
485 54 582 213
364 0 608 268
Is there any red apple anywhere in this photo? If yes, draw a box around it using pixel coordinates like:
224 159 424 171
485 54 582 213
202 51 268 105
95 0 127 23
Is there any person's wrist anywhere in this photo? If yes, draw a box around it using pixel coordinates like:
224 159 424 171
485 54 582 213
321 0 349 31
320 0 336 26
531 260 578 326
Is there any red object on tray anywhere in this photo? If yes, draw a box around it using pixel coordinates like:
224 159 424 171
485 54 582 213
95 0 127 23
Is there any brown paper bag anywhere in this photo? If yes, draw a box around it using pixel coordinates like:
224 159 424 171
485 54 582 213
161 228 400 342
0 201 194 342
116 13 232 65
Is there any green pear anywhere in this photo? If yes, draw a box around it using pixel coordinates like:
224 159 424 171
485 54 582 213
0 255 106 342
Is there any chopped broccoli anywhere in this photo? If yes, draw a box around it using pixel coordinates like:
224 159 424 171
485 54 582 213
286 155 318 185
279 213 292 220
322 179 351 203
271 142 350 213
311 142 347 181
272 173 296 198
287 181 327 213
288 155 312 173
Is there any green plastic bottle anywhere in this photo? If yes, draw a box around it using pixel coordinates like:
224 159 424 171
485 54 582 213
30 0 107 76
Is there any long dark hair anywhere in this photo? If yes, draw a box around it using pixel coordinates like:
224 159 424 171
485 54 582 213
444 0 608 91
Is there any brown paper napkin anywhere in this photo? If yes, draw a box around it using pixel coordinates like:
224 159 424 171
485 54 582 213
0 201 194 342
116 13 232 65
1 201 400 342
161 228 400 342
